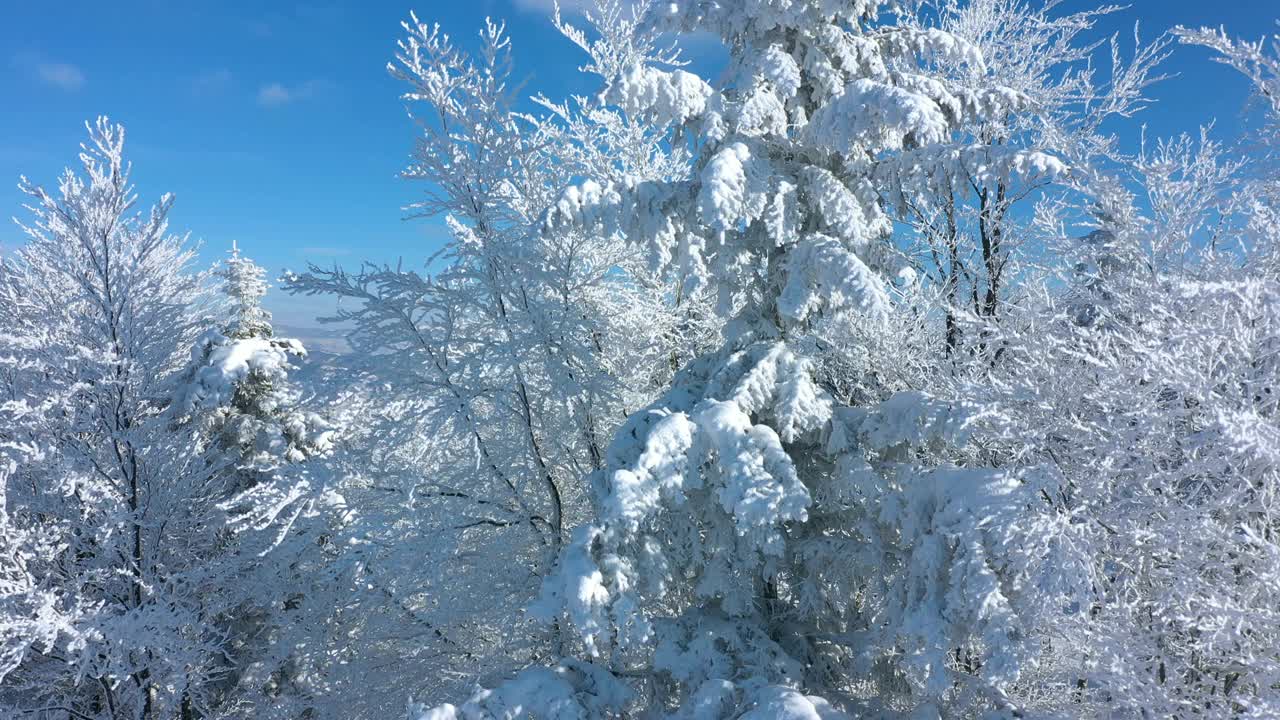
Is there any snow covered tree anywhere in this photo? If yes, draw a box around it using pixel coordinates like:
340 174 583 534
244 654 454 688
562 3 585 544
413 14 1280 716
889 0 1168 353
175 243 335 474
275 14 715 714
6 6 1279 720
167 242 340 718
1178 24 1280 151
0 119 230 719
418 1 1077 716
949 120 1280 716
1178 23 1280 270
937 26 1280 717
0 121 335 720
221 241 274 340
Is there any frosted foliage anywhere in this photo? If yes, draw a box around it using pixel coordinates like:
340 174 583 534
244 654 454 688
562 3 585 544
535 343 830 654
178 332 302 413
698 142 757 233
269 7 722 716
967 270 1280 717
454 0 1071 716
948 112 1280 716
778 234 891 323
221 243 273 339
539 0 1046 346
737 686 850 720
540 0 1029 335
10 3 1280 720
408 661 633 720
530 341 1047 715
609 66 713 128
807 79 953 151
0 120 330 719
176 330 335 466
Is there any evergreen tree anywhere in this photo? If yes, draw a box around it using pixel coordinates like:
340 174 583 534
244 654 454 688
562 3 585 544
422 1 1067 716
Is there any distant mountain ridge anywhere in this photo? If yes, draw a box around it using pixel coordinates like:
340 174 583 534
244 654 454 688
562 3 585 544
274 323 351 354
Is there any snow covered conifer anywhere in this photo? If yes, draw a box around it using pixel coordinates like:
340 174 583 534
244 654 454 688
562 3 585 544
176 245 335 471
221 240 274 340
420 1 1070 716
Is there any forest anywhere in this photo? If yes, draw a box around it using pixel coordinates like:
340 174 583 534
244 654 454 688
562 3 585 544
2 0 1279 718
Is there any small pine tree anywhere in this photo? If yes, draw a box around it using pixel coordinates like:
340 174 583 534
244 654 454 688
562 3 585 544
221 240 274 340
176 246 334 471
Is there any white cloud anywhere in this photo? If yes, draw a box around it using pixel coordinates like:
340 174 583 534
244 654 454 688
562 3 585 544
257 80 323 108
258 83 293 107
37 63 85 91
12 53 86 91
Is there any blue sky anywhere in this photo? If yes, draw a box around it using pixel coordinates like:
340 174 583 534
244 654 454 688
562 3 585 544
2 0 1276 327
